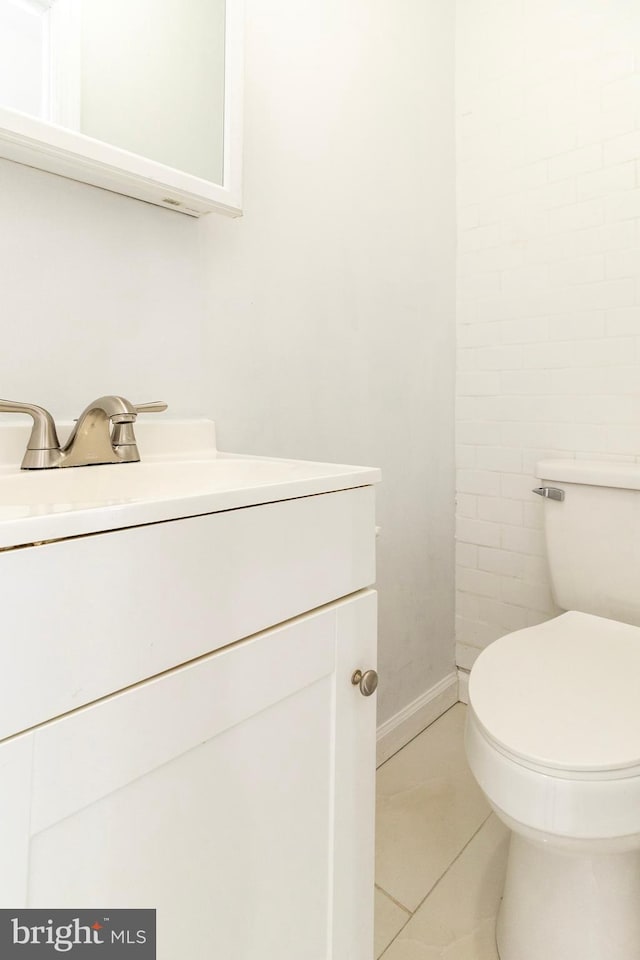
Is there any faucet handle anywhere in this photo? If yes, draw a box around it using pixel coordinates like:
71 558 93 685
0 400 60 464
111 402 168 462
134 402 168 414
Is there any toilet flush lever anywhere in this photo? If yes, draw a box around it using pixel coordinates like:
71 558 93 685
532 486 565 501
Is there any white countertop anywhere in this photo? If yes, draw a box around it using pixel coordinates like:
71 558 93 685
0 420 381 550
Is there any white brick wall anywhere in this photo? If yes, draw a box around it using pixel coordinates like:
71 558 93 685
456 0 640 669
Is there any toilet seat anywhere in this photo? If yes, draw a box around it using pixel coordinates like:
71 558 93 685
469 610 640 778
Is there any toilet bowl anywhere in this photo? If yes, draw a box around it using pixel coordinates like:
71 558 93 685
465 460 640 960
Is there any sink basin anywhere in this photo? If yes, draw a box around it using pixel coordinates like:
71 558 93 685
0 422 380 549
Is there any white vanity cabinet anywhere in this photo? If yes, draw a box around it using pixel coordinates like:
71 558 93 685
0 482 378 960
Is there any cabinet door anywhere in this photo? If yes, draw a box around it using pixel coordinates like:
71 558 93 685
331 591 377 960
0 590 377 960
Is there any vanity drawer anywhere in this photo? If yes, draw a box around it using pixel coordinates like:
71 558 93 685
0 486 375 739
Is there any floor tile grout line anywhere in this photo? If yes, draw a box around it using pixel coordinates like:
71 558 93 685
410 810 494 915
376 811 494 960
374 883 412 916
376 702 462 771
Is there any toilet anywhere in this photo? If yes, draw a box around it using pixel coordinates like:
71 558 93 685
465 459 640 960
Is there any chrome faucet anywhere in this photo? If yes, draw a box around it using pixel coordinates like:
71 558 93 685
0 396 168 469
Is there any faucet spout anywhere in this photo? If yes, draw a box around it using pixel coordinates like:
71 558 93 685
70 395 137 426
1 395 168 469
61 396 138 467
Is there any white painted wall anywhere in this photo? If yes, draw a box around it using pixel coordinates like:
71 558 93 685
202 0 457 725
0 157 209 412
0 0 456 727
456 1 640 671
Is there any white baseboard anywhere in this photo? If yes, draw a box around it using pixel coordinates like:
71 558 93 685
376 671 459 767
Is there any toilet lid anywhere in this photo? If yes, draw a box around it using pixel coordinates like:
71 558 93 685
469 611 640 774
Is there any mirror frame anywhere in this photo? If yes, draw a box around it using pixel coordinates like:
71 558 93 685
0 0 243 217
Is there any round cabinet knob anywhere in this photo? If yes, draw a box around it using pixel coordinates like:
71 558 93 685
351 668 379 697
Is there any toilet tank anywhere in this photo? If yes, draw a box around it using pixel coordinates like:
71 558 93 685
536 460 640 627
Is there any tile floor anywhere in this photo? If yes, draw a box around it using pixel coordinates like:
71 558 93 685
374 703 510 959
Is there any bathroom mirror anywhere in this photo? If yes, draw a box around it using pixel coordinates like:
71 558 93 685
0 0 243 216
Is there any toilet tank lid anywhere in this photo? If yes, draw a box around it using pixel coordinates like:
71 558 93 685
537 459 640 490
